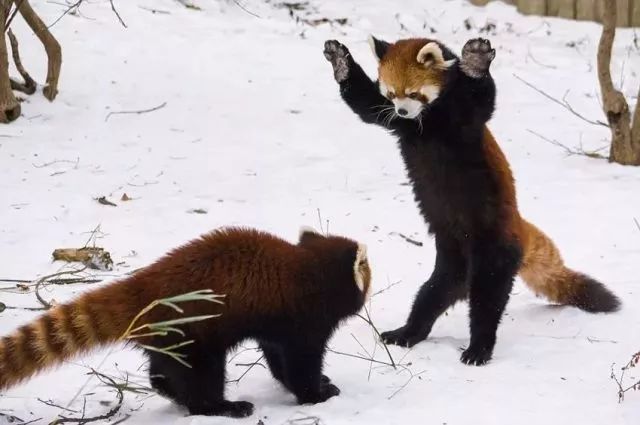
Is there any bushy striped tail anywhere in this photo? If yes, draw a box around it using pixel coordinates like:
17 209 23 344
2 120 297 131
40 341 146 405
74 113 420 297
518 219 621 313
0 282 138 391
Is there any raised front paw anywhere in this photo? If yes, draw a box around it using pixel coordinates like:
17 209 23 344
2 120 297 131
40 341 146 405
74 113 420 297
380 325 427 348
323 40 352 83
460 344 493 366
460 38 496 78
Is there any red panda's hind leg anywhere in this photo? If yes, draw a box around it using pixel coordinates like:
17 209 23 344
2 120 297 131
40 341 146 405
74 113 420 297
281 340 340 405
146 347 253 418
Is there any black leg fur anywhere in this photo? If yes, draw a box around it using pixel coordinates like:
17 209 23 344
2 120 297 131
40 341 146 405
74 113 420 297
260 341 332 392
279 340 339 405
381 235 468 347
461 240 522 366
146 348 254 418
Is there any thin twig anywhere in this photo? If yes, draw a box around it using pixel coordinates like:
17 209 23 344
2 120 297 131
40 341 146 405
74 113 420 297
105 102 167 122
227 355 265 384
51 369 125 424
34 267 88 309
514 74 608 127
392 232 423 247
371 279 402 298
232 0 261 18
526 129 606 159
48 0 84 28
358 306 397 369
109 0 126 27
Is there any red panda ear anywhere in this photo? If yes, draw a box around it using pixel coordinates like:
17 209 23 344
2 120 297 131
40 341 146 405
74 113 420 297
417 42 455 69
368 35 390 62
298 226 324 245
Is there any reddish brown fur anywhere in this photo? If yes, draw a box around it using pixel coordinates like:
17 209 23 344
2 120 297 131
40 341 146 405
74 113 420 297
378 38 447 98
0 228 370 391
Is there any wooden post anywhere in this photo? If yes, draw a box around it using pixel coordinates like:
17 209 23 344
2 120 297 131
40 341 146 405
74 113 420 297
517 0 547 15
549 0 577 18
576 0 597 20
631 0 640 25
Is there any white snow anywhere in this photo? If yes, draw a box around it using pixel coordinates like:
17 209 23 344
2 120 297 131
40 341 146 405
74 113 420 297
1 0 639 424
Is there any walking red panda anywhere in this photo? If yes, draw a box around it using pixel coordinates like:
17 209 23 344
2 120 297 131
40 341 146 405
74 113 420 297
324 37 619 366
0 226 371 417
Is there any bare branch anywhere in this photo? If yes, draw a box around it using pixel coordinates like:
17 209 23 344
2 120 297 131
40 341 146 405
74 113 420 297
7 28 36 94
514 73 608 127
526 129 607 159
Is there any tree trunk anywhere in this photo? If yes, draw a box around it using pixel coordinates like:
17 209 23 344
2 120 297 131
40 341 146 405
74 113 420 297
0 0 21 123
15 0 61 101
597 0 640 165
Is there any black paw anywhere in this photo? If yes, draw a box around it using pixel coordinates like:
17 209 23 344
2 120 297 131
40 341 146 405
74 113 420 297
460 344 493 366
323 40 352 83
189 400 254 418
380 326 427 348
320 374 331 385
460 38 495 78
298 383 341 405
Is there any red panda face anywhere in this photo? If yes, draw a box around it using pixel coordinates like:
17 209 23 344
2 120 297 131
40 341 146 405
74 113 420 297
369 37 455 120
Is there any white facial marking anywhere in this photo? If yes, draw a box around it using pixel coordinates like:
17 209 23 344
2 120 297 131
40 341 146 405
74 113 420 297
420 85 440 103
379 81 393 98
354 243 368 294
393 98 423 119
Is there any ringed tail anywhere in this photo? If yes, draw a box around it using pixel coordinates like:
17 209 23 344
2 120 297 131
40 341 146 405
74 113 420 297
518 218 621 313
0 281 141 391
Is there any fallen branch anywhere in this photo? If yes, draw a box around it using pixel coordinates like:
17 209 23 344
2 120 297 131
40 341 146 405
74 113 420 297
514 74 608 127
105 102 167 122
35 267 88 309
391 232 423 247
50 369 125 424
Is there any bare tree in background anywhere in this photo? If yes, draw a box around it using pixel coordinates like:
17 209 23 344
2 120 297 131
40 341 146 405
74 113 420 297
597 0 640 165
0 0 61 123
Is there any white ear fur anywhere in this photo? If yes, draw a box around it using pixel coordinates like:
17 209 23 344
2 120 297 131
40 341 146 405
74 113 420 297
367 35 379 62
299 226 321 239
416 42 444 66
353 243 368 294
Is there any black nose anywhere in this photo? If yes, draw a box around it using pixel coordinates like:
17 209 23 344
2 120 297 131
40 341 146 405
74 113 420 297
397 108 408 116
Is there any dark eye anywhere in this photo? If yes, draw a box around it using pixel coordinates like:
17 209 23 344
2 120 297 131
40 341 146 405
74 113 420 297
387 92 396 99
408 92 420 100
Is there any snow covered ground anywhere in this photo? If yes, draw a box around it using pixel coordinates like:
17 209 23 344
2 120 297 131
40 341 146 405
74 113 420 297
0 0 639 423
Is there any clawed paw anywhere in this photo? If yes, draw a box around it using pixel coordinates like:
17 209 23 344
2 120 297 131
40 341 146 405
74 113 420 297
460 344 492 366
460 38 496 78
380 326 426 348
323 40 352 83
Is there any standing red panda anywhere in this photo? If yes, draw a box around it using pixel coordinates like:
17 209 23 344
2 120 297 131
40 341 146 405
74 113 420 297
323 37 619 366
0 226 371 417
